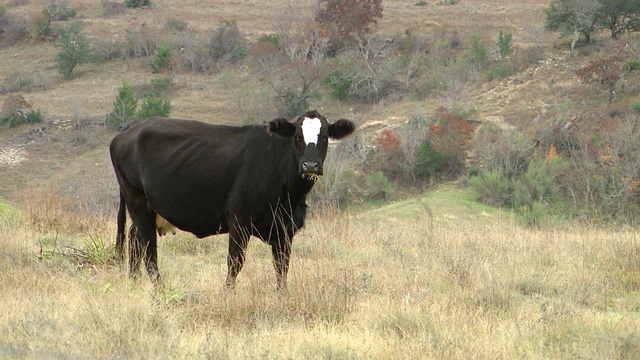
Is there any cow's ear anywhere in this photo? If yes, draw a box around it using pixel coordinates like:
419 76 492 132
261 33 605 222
268 118 296 138
329 119 355 139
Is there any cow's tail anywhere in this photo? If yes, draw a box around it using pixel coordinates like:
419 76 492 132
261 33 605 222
115 191 126 264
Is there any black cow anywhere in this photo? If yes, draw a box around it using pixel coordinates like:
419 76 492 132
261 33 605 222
109 110 355 289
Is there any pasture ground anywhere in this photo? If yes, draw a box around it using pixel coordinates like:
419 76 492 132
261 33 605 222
1 186 639 359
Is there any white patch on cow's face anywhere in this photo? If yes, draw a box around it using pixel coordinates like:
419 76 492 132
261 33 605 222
301 117 322 145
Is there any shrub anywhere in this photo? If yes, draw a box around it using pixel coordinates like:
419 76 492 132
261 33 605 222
55 22 92 79
469 171 512 207
325 69 353 100
374 116 436 184
181 33 214 72
366 170 397 199
208 20 247 64
100 1 126 16
137 95 171 120
415 139 446 178
2 70 35 93
0 108 42 127
274 86 319 119
109 82 137 129
125 0 151 8
166 18 188 32
149 76 176 97
151 47 172 73
426 106 475 176
29 10 53 41
468 33 487 71
0 5 27 46
46 4 76 21
497 30 513 59
486 60 518 81
92 38 122 62
315 0 383 52
258 33 281 49
123 23 157 58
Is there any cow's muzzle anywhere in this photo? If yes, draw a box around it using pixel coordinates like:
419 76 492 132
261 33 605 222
301 160 320 174
300 160 322 182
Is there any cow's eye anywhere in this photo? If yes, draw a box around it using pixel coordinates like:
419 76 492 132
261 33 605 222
295 134 304 144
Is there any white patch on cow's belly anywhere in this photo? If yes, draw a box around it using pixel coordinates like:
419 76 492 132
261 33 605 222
301 117 321 145
156 214 176 236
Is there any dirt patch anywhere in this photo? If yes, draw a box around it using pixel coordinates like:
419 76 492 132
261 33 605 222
0 146 27 166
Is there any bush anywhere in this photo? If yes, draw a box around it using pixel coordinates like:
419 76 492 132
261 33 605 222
125 0 151 8
0 5 26 46
92 38 122 62
137 95 171 120
315 0 383 52
0 109 42 127
2 70 34 93
151 47 172 73
325 69 353 100
497 30 513 59
123 23 157 59
415 139 446 178
149 76 176 97
258 34 281 49
208 20 247 64
366 170 397 199
468 33 487 72
29 10 53 41
100 1 126 16
55 22 92 79
47 4 76 21
469 171 512 207
166 18 188 32
109 82 137 129
426 106 475 176
275 86 319 120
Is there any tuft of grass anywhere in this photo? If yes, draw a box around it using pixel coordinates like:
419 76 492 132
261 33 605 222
65 235 116 267
515 278 562 297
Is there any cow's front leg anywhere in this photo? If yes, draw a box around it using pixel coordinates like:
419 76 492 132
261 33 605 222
225 226 250 290
271 236 292 291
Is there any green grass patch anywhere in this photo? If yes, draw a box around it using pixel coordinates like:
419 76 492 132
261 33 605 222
0 199 20 221
358 185 512 225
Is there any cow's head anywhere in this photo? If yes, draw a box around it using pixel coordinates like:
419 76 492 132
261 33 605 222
268 110 355 180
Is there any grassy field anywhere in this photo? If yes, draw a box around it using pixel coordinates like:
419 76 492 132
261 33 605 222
2 0 640 358
1 186 639 359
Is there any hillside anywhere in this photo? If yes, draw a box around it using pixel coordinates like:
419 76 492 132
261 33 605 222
0 0 559 201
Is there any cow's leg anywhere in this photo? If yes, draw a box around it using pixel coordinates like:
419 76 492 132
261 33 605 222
128 210 161 284
128 224 143 278
225 225 250 290
115 192 127 264
271 235 292 291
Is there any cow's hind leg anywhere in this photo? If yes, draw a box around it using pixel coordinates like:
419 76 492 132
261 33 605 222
128 210 161 284
115 192 127 264
128 225 143 278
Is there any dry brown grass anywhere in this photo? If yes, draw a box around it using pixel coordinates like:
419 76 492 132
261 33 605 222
2 1 640 358
1 186 639 358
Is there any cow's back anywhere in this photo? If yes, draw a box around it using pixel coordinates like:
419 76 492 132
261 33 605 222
110 117 292 238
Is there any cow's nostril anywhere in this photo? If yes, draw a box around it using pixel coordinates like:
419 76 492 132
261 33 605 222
302 160 319 172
